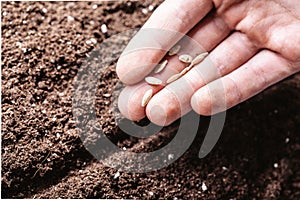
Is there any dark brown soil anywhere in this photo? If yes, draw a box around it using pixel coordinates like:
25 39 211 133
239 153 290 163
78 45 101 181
1 1 300 199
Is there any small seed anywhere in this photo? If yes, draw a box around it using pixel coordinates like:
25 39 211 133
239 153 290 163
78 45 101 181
166 73 181 84
179 54 193 63
180 65 192 76
191 52 208 65
145 76 163 85
141 89 153 107
154 59 168 73
168 44 181 56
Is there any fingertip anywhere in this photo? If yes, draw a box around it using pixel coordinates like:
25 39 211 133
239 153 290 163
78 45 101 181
118 86 146 121
146 104 168 126
191 87 213 116
146 90 182 126
116 49 164 85
116 56 144 85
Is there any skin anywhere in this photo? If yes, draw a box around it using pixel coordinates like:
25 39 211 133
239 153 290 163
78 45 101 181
116 0 300 126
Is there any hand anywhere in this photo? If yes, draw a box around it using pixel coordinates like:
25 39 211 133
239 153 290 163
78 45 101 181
116 0 300 126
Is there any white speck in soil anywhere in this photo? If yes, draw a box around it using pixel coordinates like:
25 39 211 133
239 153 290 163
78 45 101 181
52 117 57 121
47 158 51 162
57 65 61 70
66 2 74 9
41 110 46 114
85 40 92 45
222 166 228 170
148 5 154 11
3 11 8 16
122 147 127 151
56 133 60 138
26 6 32 12
273 163 279 168
21 48 27 53
285 137 290 143
274 109 278 114
201 182 208 191
103 93 111 98
101 24 108 33
67 41 72 45
142 8 148 15
50 59 55 63
31 103 36 107
22 20 27 24
114 171 120 179
67 15 74 22
168 154 174 160
42 8 47 13
92 4 98 9
90 38 97 44
16 41 22 47
149 191 154 196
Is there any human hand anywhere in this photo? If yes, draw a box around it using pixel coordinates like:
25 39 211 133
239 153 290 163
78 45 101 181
116 0 300 126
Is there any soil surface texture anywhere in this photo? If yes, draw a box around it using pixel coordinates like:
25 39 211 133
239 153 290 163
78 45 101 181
2 1 300 199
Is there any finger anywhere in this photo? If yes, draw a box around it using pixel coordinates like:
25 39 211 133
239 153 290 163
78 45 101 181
116 0 213 85
191 50 300 116
118 44 206 121
146 32 259 126
118 15 231 121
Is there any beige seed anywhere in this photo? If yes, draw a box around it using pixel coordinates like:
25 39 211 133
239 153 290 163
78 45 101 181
145 76 163 85
141 89 153 107
180 65 192 76
166 73 181 84
179 54 193 63
168 44 181 56
191 52 209 65
154 59 168 73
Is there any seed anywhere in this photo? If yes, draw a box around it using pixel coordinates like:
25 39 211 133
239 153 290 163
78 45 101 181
179 54 193 63
168 44 181 56
180 65 192 76
145 76 163 85
191 52 208 65
141 89 153 107
179 52 209 76
154 59 168 73
166 73 181 84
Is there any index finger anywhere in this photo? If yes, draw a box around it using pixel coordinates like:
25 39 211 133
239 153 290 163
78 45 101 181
116 0 213 85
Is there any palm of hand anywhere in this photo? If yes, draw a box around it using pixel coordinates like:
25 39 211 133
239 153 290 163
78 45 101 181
116 0 300 126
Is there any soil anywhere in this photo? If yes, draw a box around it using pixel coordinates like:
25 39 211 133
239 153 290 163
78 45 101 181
1 1 300 199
